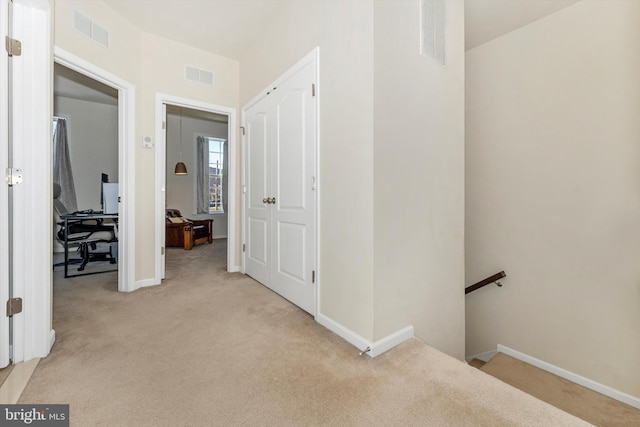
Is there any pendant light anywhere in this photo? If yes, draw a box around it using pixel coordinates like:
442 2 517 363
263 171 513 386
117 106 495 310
174 107 188 175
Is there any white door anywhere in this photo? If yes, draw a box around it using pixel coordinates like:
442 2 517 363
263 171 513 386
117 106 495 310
244 54 317 316
245 103 272 286
0 0 13 368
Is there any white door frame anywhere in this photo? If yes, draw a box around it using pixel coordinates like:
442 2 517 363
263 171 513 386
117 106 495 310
154 94 237 283
54 47 137 293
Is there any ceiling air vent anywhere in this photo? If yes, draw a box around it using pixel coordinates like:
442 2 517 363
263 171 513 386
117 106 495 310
74 10 110 48
420 0 445 65
185 66 214 86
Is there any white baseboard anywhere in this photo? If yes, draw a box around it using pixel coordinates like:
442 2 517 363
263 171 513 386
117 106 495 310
48 329 56 353
465 348 497 364
316 313 414 358
131 278 158 292
369 325 414 358
498 344 640 409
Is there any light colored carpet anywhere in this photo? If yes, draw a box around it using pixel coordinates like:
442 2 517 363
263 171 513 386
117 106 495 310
0 365 13 388
481 352 640 427
20 241 589 426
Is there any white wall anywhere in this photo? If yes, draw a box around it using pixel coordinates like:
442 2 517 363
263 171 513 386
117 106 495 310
165 112 228 238
466 0 640 397
240 0 466 358
54 0 240 281
54 96 118 211
373 0 465 358
240 1 376 340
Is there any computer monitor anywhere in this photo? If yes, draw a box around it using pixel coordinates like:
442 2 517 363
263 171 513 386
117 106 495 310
102 182 119 214
100 173 109 206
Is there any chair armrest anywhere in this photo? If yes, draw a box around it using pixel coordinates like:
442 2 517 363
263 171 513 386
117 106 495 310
166 222 188 229
189 219 212 227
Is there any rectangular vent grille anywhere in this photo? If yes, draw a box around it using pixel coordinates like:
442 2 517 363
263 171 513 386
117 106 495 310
420 0 445 65
185 66 214 86
74 10 110 48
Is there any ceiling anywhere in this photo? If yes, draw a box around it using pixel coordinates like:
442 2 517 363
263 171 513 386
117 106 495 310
56 0 583 104
54 63 118 106
105 0 290 61
102 0 583 57
465 0 581 50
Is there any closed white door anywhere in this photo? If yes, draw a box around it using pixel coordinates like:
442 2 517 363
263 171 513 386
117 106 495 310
245 103 272 286
244 53 317 316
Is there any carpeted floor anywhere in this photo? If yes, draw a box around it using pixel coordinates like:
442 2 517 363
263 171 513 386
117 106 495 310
481 353 640 426
0 366 13 388
19 241 589 426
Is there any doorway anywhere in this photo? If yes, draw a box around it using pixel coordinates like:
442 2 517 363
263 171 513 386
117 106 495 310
54 47 136 292
155 95 237 282
52 63 119 280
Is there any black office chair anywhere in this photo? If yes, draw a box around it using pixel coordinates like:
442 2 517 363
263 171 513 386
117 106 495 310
53 183 117 273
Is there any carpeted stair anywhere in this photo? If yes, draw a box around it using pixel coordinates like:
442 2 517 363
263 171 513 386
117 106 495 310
471 352 640 426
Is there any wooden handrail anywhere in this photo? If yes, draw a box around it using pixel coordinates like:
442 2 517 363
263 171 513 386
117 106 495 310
465 271 506 295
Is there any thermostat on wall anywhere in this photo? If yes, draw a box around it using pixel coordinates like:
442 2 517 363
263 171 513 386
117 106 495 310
143 135 154 148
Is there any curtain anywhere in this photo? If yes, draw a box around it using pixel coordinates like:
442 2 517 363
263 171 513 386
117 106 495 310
53 118 78 212
196 136 209 214
222 140 228 214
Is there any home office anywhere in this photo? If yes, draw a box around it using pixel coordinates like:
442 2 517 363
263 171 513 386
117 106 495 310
52 63 119 278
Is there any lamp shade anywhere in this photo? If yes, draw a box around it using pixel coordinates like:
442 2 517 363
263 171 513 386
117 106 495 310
174 161 188 175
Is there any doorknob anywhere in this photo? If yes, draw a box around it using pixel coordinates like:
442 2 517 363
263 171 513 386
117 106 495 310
271 197 276 204
263 198 268 204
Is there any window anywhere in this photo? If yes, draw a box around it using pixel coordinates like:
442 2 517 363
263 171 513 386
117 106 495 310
207 138 225 213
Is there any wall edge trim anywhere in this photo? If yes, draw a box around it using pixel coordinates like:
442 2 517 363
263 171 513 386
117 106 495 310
498 344 640 409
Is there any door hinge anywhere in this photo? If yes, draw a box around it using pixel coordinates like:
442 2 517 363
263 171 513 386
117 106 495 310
311 83 316 97
162 121 166 130
6 298 22 317
240 126 245 136
5 36 21 57
243 244 246 252
312 270 316 283
5 168 22 186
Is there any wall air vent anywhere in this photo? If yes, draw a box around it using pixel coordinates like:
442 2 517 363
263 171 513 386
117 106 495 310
74 10 110 48
185 66 214 86
420 0 445 65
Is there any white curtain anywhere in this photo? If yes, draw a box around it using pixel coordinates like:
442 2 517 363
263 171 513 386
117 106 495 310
53 118 78 212
222 140 228 214
196 136 209 214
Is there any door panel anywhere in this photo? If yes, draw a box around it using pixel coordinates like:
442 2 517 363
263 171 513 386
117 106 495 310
276 90 306 210
245 109 270 285
248 217 268 265
276 222 306 282
270 60 317 315
244 54 317 316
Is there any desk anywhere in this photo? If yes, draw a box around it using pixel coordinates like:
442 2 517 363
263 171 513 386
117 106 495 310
61 213 118 278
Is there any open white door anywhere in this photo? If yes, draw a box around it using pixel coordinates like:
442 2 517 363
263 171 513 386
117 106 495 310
0 0 12 368
244 50 318 316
